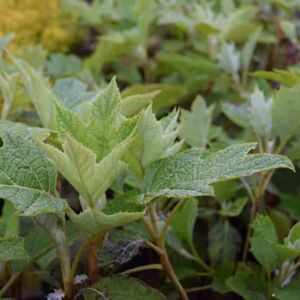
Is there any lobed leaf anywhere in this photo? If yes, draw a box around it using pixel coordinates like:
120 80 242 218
0 131 67 216
143 143 294 199
41 134 133 207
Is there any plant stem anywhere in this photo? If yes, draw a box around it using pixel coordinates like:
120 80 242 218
242 170 272 262
119 264 163 275
71 239 89 279
50 227 73 299
157 240 189 300
87 233 105 284
146 201 189 300
0 273 19 298
186 284 212 293
160 199 187 241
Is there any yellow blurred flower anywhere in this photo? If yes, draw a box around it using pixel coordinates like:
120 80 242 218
0 0 81 52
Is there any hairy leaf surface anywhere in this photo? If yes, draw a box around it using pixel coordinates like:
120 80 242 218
0 131 67 216
0 237 28 261
143 143 294 199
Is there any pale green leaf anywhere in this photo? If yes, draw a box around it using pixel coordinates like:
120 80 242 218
69 193 145 236
52 78 126 161
280 20 297 44
46 53 83 77
15 59 57 127
41 134 133 207
217 43 240 77
143 143 294 199
132 106 181 168
0 237 28 261
249 87 273 138
0 120 49 140
122 84 187 111
0 131 67 216
0 71 18 119
121 91 159 117
54 78 95 111
179 96 214 147
241 27 262 80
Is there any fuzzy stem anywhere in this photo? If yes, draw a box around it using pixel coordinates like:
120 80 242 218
50 227 73 299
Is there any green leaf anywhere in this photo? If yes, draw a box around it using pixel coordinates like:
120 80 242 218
0 201 17 236
250 237 277 274
251 215 278 243
132 107 181 169
273 281 300 300
143 143 294 199
83 276 165 299
269 209 291 242
41 134 132 207
52 78 128 161
226 265 267 300
250 215 278 273
212 261 235 294
158 52 219 77
15 59 57 127
241 27 262 81
54 78 95 111
252 70 300 87
0 71 18 119
170 198 197 249
0 237 28 261
222 103 250 128
219 197 247 217
208 222 241 264
284 222 300 250
179 96 215 147
46 53 83 77
280 192 300 220
0 131 67 216
69 193 145 237
213 180 238 203
272 83 300 141
280 20 297 44
121 91 159 117
122 84 187 111
0 120 49 140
